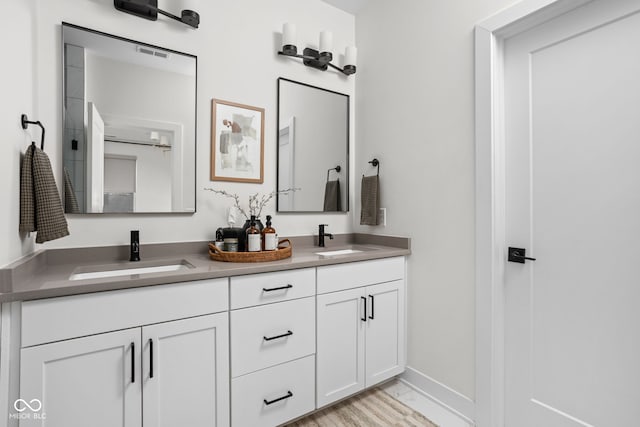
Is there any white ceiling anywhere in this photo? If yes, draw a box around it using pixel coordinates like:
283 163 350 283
320 0 368 15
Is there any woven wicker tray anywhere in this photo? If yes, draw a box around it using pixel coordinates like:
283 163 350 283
208 239 292 263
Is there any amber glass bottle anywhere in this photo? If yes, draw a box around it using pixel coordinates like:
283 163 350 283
262 215 277 251
246 215 261 252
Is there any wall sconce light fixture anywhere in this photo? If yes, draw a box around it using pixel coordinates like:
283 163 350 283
278 23 357 76
114 0 200 29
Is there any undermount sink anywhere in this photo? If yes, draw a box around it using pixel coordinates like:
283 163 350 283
315 246 377 258
69 260 194 281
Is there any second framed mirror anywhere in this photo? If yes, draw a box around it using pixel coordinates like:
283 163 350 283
277 78 349 213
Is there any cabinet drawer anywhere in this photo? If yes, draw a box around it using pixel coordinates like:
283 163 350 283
317 256 405 294
22 279 229 347
231 297 315 377
230 268 315 309
232 355 315 427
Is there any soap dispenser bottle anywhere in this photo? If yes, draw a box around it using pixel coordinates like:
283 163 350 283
262 215 277 251
246 215 261 252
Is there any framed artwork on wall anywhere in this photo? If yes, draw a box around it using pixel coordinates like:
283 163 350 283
210 99 265 183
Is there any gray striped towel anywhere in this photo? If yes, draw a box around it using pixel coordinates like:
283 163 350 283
20 145 70 243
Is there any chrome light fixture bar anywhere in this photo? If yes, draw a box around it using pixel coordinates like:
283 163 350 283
278 23 357 76
114 0 200 29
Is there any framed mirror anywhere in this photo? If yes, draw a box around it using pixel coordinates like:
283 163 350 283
277 78 349 212
62 23 197 214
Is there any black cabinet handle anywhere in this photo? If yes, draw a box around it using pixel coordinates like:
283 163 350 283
263 330 293 341
263 391 293 406
130 342 135 383
369 295 375 320
361 296 367 322
149 339 154 379
262 284 293 292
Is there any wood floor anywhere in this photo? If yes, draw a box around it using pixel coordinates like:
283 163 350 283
287 386 438 426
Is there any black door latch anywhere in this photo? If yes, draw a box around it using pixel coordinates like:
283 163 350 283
508 247 537 263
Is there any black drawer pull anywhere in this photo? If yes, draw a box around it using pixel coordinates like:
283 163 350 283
369 295 375 320
361 296 367 322
262 284 293 292
264 391 293 406
263 330 293 341
149 339 154 379
130 342 135 383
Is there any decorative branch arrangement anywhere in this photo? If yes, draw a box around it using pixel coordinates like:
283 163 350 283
205 187 299 219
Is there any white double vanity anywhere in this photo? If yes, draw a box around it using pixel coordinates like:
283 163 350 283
0 242 407 427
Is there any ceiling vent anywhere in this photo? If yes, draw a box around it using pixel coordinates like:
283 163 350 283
136 46 170 59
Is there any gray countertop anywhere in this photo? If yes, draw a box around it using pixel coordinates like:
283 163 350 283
0 234 410 302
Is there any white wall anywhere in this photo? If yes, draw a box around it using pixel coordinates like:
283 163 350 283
0 0 355 265
355 0 516 402
0 0 37 266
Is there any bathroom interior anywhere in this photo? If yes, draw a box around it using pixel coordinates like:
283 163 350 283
1 0 638 426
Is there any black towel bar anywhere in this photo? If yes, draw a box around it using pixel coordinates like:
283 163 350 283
326 165 341 182
21 114 45 150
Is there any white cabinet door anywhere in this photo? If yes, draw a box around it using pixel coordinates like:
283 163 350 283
316 288 365 408
142 313 229 427
365 280 405 387
19 328 141 427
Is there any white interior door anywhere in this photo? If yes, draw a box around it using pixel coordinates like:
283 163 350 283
504 1 640 425
87 102 105 213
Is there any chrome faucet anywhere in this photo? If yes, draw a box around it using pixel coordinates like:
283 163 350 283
318 224 334 247
130 230 140 261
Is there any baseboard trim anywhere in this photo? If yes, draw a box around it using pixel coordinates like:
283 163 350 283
401 367 476 424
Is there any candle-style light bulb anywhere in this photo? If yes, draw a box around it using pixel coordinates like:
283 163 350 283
345 46 357 66
282 23 297 55
319 30 333 54
343 46 357 75
319 30 333 63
